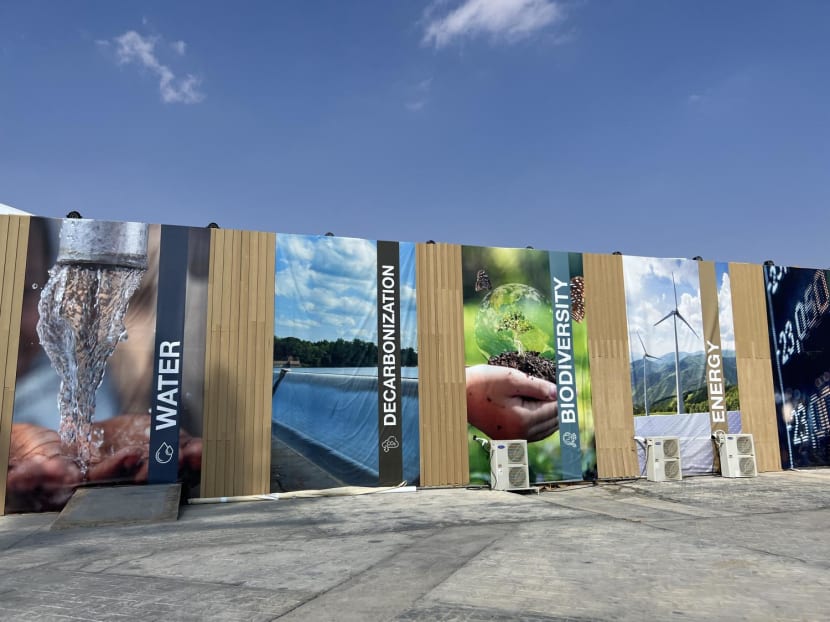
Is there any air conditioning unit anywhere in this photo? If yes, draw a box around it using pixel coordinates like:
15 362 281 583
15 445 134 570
490 440 530 491
645 436 682 482
719 433 757 478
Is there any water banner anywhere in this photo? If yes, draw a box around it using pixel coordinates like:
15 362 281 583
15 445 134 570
272 234 419 490
6 217 208 513
764 265 830 468
148 225 190 483
622 256 741 474
462 245 595 484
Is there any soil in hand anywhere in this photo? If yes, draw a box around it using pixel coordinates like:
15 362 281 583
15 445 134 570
487 351 557 384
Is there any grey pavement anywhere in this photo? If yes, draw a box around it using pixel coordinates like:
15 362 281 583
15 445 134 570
2 470 830 621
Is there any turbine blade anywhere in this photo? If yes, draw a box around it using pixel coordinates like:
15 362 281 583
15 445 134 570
636 331 646 351
645 354 659 360
672 273 679 308
676 312 699 338
654 311 674 326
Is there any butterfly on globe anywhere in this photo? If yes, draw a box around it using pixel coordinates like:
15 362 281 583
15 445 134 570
475 269 492 292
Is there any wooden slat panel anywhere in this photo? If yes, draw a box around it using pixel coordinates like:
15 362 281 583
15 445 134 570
240 231 254 493
200 228 274 497
1 215 30 515
416 243 468 486
729 262 780 472
583 253 639 479
255 232 275 492
201 228 221 497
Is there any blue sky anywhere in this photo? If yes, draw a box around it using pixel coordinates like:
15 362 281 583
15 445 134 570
2 1 828 268
275 234 418 349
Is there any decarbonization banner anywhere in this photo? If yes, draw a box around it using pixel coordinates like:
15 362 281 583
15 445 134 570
272 234 419 490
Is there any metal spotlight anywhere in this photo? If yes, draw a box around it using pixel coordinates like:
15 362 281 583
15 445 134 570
692 256 703 261
426 240 436 244
325 232 335 236
763 260 775 266
207 222 220 229
612 251 622 255
66 211 82 219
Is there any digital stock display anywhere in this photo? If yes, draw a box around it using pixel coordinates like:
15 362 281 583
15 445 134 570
765 266 830 467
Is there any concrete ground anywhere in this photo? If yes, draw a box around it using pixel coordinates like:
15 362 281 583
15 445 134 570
2 470 830 621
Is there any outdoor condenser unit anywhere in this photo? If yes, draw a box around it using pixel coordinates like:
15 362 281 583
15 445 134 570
490 440 530 491
718 433 757 478
645 436 682 482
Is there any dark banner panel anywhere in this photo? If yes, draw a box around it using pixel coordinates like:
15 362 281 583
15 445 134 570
462 245 596 484
272 234 419 491
765 266 830 468
6 217 207 513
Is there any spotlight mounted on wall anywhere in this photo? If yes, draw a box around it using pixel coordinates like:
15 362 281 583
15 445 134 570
763 260 775 266
426 240 436 244
612 251 622 256
324 232 335 237
526 245 534 249
692 256 703 261
207 222 220 229
66 211 82 219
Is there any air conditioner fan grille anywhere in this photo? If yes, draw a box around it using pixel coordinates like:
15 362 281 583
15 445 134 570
509 466 528 488
664 459 681 480
736 436 754 455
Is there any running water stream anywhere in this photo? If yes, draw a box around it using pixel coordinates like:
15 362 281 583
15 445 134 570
35 219 148 478
37 264 145 476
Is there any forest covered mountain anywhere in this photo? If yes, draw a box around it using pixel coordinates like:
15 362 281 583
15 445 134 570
630 351 739 414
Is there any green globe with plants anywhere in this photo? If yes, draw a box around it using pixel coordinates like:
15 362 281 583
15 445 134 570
474 283 554 359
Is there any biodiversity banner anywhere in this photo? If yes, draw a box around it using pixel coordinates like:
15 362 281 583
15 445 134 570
7 217 208 513
622 256 740 474
462 245 595 484
272 234 419 490
765 265 830 468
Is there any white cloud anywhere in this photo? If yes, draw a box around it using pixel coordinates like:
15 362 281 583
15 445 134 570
405 77 432 112
108 30 204 104
623 256 704 360
171 40 186 55
423 0 564 48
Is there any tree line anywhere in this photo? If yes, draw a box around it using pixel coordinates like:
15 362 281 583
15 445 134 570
274 336 418 368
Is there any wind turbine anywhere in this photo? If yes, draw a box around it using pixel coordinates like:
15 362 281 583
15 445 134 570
654 273 699 414
636 332 659 416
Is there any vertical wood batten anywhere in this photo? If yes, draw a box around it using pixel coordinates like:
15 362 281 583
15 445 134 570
584 253 639 479
416 243 467 487
729 262 780 472
0 215 30 515
200 229 275 497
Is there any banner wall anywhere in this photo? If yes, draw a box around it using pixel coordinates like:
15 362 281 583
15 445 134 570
764 266 830 468
271 234 420 491
622 256 741 474
461 246 596 484
6 217 207 513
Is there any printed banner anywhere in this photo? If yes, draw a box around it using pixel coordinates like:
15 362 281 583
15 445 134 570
272 234 419 491
148 225 190 483
6 217 208 513
765 265 830 468
622 256 740 474
462 245 595 484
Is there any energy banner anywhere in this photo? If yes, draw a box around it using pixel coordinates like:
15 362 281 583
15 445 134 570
6 217 208 513
764 265 830 468
461 245 595 484
272 234 419 490
622 256 740 474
